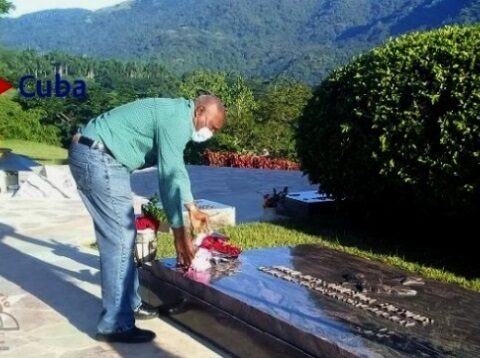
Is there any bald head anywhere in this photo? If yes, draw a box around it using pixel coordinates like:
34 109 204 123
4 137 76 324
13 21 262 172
193 95 226 132
195 95 225 112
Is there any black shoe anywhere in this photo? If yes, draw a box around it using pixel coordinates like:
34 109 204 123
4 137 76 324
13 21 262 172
95 326 156 343
134 303 159 320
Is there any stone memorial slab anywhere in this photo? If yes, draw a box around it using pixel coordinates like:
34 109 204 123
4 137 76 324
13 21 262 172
279 190 335 217
139 245 480 357
13 172 68 198
134 196 236 229
40 165 80 199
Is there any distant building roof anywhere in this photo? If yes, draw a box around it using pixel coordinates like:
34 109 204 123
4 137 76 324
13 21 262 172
0 148 40 172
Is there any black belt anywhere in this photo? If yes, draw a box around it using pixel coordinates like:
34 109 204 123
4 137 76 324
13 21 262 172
77 135 114 157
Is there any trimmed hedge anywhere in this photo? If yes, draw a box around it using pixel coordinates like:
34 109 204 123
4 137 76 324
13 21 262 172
296 25 480 217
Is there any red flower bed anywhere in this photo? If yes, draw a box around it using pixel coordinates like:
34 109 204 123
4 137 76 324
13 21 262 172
204 150 299 170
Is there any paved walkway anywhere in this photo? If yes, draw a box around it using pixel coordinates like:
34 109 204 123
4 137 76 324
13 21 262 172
0 200 224 357
0 165 315 357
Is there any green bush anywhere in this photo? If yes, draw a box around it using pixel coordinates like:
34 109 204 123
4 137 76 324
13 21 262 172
296 25 480 218
0 96 61 145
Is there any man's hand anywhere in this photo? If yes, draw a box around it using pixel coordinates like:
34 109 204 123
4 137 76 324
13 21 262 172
185 203 210 233
172 226 195 268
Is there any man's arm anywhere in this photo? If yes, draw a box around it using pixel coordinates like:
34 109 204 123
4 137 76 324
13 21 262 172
156 126 196 266
156 131 194 228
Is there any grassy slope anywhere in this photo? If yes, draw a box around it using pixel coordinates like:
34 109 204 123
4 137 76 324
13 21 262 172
0 139 68 164
156 221 480 293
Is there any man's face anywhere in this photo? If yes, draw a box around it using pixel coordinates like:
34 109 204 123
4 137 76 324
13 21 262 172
194 104 225 134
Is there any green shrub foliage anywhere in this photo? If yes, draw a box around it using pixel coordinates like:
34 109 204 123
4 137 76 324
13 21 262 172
0 96 61 145
296 25 480 217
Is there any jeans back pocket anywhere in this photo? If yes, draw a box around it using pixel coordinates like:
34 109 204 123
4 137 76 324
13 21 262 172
68 143 91 192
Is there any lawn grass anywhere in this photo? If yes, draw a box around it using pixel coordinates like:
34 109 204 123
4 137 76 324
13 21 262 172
0 139 68 164
155 220 480 293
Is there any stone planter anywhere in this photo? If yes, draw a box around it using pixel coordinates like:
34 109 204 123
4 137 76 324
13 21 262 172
183 199 236 230
135 228 158 264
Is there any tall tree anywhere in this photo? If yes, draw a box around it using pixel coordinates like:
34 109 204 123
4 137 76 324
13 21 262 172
254 80 313 159
0 0 12 15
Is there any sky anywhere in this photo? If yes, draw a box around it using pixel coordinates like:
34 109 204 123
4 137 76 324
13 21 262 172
8 0 126 17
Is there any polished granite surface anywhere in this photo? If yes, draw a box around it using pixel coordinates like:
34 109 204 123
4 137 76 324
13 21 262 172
147 245 480 357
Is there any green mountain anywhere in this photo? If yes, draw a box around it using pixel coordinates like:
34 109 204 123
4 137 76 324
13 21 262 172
1 0 479 83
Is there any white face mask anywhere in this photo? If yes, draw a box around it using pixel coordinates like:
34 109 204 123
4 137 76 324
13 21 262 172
191 127 213 142
192 114 214 142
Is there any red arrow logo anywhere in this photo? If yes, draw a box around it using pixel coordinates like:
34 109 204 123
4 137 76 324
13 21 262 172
0 78 13 95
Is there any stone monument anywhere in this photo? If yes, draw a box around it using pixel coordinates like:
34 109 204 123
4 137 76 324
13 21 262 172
139 244 480 357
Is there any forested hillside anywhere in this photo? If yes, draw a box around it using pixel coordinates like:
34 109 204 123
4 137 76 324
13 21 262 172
1 0 479 82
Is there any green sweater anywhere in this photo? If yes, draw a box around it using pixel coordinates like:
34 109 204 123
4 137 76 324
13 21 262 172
80 97 195 228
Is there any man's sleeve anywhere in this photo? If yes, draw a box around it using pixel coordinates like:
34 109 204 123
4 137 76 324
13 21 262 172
156 128 194 229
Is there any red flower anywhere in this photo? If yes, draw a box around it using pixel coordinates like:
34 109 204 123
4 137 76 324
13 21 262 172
199 235 241 258
135 216 159 231
203 150 299 171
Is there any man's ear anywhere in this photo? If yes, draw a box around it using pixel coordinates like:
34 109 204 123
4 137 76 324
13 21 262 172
195 104 206 117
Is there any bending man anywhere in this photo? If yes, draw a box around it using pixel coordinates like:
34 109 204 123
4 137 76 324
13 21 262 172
68 95 226 343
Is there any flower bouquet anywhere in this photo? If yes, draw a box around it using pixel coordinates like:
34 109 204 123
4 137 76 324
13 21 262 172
183 231 242 284
194 232 242 259
140 194 169 232
134 195 168 265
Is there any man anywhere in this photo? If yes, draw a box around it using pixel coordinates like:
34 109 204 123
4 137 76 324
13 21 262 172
68 95 226 343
